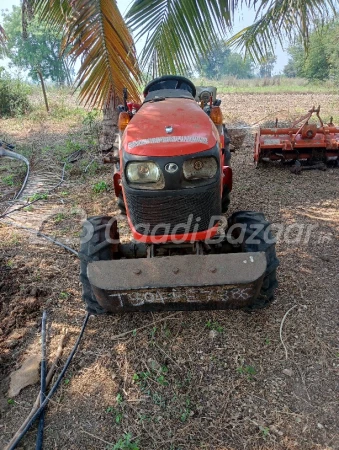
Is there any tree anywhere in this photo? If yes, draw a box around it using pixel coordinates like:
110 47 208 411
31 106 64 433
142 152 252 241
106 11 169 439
198 41 254 79
326 23 339 81
283 58 299 78
226 52 254 79
258 52 276 78
1 6 73 85
284 22 339 81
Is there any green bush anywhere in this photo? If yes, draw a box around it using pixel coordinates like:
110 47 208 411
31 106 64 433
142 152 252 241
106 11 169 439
0 69 31 117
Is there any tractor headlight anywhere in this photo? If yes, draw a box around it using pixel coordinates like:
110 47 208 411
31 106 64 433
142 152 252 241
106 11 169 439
199 90 211 104
183 156 218 180
126 161 161 183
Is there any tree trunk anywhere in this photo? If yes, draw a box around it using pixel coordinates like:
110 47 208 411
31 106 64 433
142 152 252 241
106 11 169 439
62 57 72 87
99 94 119 153
36 69 49 113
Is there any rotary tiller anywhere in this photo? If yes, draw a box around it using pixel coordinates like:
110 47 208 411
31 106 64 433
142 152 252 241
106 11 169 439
254 106 339 166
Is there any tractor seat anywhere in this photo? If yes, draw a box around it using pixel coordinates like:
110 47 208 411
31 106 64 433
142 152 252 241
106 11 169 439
143 89 194 103
143 75 196 98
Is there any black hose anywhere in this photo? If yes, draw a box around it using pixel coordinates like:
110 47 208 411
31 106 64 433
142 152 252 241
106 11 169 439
36 311 47 450
0 146 80 220
0 222 79 257
0 146 30 201
7 312 90 450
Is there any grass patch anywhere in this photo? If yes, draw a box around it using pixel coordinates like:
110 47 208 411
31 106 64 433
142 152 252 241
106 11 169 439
29 192 48 202
206 320 224 333
110 433 139 450
192 76 339 94
237 365 256 380
53 138 83 161
180 398 192 422
54 213 66 223
0 230 22 247
93 180 109 193
2 175 15 186
259 426 270 439
27 85 86 122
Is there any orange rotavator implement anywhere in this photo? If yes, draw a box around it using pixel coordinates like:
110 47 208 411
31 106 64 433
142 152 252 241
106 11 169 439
255 106 339 166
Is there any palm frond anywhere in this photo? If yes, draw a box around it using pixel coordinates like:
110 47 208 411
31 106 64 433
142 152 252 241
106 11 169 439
126 0 238 76
32 0 141 106
32 0 72 32
227 0 337 61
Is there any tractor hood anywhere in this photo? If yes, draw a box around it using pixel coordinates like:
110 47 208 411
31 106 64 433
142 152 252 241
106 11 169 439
122 98 219 157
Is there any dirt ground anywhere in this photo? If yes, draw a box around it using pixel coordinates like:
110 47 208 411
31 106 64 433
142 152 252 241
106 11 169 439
0 93 338 450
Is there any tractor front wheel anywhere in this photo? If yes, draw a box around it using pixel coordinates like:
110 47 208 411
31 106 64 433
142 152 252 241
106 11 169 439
117 192 126 215
221 185 231 212
79 216 120 314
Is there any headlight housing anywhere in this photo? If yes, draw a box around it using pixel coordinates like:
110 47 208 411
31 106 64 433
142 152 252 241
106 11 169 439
183 156 218 180
126 161 161 183
126 161 165 189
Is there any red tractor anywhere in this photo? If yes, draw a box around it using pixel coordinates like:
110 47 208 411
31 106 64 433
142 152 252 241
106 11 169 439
80 76 279 314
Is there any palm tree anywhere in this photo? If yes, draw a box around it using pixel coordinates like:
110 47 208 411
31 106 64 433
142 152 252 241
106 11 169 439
226 0 337 61
29 0 143 149
126 0 337 75
3 0 337 146
32 0 337 102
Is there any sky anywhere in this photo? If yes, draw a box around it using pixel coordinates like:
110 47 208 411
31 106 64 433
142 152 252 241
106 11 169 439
1 0 289 75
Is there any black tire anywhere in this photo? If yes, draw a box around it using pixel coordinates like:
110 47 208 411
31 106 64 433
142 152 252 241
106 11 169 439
79 216 119 314
227 211 279 310
117 192 126 215
222 134 231 213
222 185 231 213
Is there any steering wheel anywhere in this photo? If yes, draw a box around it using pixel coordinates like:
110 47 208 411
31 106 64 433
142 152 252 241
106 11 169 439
143 75 196 98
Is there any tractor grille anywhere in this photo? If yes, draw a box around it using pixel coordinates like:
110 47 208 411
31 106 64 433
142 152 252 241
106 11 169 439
124 183 221 236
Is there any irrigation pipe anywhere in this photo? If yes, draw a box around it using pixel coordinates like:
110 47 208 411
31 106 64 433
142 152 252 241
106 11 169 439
4 332 68 450
0 147 80 220
36 310 47 450
6 312 90 450
1 221 79 256
0 147 30 200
